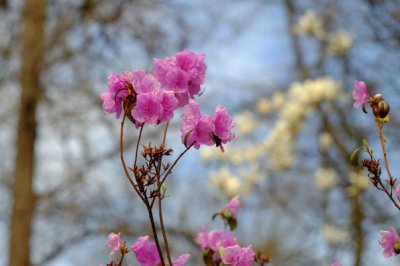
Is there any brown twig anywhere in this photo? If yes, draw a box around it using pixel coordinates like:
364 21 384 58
120 114 145 203
156 122 173 265
376 121 394 182
145 199 166 266
373 121 400 211
376 179 400 211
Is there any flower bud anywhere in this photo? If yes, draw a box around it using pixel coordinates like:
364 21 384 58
373 100 390 118
394 241 400 254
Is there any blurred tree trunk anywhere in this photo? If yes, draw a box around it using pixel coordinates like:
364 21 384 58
9 0 46 265
351 194 364 266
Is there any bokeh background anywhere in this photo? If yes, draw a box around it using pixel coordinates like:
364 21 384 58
1 0 400 265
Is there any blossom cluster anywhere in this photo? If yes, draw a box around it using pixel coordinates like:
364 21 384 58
181 100 235 150
103 233 190 266
101 50 205 124
196 226 255 266
100 50 235 150
153 50 206 107
195 196 258 266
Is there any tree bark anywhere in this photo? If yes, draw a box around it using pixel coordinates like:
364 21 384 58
351 194 364 266
9 0 46 265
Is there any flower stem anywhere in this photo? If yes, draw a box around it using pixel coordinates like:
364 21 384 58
376 120 400 210
156 122 173 265
376 179 400 211
145 200 166 266
120 114 145 203
158 194 173 265
376 121 394 182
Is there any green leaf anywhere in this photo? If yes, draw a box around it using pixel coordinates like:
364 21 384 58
161 183 167 199
383 135 387 145
350 147 364 165
362 138 368 147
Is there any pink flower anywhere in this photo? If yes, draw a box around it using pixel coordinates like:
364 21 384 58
196 225 237 253
331 263 343 266
352 80 370 108
131 236 161 266
175 50 206 97
181 100 201 132
131 92 163 125
379 226 400 258
165 68 189 93
181 100 235 149
192 115 215 148
107 232 122 255
132 71 161 94
153 50 206 107
212 106 235 145
159 91 179 122
100 92 121 117
131 236 189 266
221 245 255 266
172 253 190 266
100 72 131 118
225 196 241 218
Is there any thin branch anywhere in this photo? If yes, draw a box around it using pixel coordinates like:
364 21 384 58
120 114 145 203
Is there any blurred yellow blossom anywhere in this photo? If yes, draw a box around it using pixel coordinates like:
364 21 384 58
322 224 349 245
256 98 271 114
210 167 242 196
234 110 258 136
328 30 353 56
347 170 369 197
314 168 338 190
319 132 333 151
239 163 265 185
292 10 325 39
264 77 341 172
271 90 286 110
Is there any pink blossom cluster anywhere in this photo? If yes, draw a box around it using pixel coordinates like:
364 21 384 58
101 70 179 125
196 226 255 266
131 236 190 266
104 233 190 266
196 225 238 252
181 100 235 150
221 245 256 266
100 50 235 149
379 226 400 258
153 50 206 107
100 50 206 123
